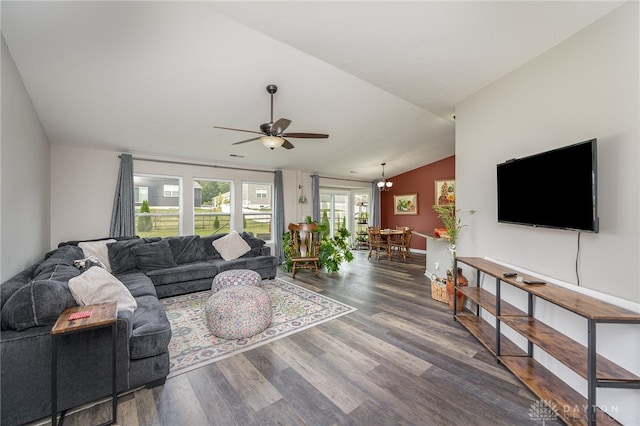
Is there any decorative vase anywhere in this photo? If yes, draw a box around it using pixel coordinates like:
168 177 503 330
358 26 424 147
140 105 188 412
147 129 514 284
446 267 468 312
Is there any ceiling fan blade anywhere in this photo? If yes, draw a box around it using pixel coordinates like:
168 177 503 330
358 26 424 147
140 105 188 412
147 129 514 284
232 137 260 145
214 125 264 135
272 118 291 134
281 132 329 139
282 139 295 150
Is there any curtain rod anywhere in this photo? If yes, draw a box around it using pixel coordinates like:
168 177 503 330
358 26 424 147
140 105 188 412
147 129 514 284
119 155 275 174
317 175 372 184
119 155 371 182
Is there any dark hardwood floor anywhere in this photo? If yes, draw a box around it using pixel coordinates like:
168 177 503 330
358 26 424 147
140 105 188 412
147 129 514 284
57 250 561 426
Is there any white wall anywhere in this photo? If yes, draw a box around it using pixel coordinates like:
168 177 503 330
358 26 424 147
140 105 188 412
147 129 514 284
457 2 638 302
1 35 50 280
455 3 639 423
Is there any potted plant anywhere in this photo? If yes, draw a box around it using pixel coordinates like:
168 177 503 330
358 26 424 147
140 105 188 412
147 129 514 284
358 211 368 224
432 204 475 311
282 216 354 274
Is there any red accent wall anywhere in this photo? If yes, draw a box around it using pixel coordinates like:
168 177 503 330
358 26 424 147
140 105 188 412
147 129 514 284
380 156 455 249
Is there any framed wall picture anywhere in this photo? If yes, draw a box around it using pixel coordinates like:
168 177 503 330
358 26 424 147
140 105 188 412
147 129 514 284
435 180 455 206
394 194 418 215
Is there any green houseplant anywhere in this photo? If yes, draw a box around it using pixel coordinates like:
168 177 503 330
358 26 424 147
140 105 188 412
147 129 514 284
282 215 354 274
432 204 475 311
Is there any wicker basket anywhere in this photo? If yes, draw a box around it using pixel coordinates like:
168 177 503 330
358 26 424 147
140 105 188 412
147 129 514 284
430 279 448 304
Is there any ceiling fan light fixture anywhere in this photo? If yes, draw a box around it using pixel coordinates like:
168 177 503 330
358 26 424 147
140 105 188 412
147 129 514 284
260 135 285 150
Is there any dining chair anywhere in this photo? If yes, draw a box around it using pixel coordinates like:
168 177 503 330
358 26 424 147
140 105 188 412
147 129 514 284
367 227 388 261
392 227 413 261
288 222 321 278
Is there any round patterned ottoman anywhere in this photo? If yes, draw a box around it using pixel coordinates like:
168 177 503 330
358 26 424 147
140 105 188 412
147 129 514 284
211 269 262 293
205 285 272 339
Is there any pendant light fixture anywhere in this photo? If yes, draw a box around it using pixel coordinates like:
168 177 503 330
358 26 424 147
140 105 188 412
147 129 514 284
377 162 393 191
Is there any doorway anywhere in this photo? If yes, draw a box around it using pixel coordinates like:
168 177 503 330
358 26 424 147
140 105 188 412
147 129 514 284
319 190 349 238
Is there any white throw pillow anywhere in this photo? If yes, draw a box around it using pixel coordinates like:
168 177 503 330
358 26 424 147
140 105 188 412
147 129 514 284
78 239 116 272
68 266 137 314
212 231 251 261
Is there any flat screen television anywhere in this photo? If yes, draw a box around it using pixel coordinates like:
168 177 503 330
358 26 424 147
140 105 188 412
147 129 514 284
496 139 599 233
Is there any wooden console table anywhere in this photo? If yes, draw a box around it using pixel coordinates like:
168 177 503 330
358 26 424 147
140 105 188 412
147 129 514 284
454 257 640 426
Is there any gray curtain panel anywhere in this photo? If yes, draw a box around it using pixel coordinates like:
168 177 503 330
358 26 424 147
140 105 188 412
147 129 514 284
273 170 285 263
311 174 320 222
109 154 135 237
371 181 381 227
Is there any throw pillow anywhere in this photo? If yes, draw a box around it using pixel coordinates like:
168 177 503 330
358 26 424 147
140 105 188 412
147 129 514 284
79 239 116 272
68 266 137 314
167 235 207 264
1 280 77 331
200 234 227 259
211 230 251 261
131 240 178 273
240 232 267 257
241 232 266 249
107 239 143 274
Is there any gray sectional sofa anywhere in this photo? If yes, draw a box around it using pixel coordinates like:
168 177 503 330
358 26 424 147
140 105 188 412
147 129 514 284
0 232 277 426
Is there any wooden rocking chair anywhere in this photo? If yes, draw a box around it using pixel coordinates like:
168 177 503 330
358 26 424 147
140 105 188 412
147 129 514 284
288 223 322 278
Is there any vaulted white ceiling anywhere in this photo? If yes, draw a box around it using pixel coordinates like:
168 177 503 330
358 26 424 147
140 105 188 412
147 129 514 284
1 1 623 180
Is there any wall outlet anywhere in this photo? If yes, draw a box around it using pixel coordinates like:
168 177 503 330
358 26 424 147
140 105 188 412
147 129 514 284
435 260 439 270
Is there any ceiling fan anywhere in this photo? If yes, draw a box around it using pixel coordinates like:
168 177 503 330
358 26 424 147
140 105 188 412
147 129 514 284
214 84 329 150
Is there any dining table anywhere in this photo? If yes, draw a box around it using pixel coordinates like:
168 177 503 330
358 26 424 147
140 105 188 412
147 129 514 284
379 228 404 260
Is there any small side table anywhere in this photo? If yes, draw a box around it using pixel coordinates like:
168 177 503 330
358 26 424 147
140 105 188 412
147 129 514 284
51 302 118 426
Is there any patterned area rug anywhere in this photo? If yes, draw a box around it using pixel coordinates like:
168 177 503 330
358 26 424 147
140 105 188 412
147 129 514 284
161 278 357 377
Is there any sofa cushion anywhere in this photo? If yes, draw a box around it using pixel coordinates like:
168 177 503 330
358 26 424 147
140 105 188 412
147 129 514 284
212 231 251 261
1 279 77 331
108 239 144 274
129 294 172 359
42 244 84 264
145 262 218 286
240 232 267 258
167 235 207 264
241 232 266 249
1 264 37 309
58 235 137 248
68 266 137 314
131 240 178 273
78 239 116 272
32 245 84 282
115 271 157 298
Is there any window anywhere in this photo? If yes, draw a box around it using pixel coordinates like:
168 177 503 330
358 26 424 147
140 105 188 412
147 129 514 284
163 184 180 197
133 175 182 237
242 182 273 241
134 186 148 203
193 179 232 236
256 187 268 198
